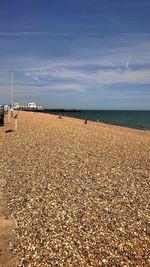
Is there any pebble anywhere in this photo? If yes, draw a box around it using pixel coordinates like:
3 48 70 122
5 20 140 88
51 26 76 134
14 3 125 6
0 111 150 266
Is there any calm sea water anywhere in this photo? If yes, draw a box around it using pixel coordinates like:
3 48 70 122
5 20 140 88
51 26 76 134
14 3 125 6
48 110 150 130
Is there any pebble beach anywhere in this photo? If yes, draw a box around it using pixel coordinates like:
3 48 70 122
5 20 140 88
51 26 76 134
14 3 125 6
0 111 150 267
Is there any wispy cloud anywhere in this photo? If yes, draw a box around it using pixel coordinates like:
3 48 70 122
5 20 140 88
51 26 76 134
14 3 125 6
1 32 150 36
95 69 150 84
0 82 86 94
0 36 150 70
0 34 150 108
0 32 82 36
26 67 150 85
26 68 87 82
41 83 86 92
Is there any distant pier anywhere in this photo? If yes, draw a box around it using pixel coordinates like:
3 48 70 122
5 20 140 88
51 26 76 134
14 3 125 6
18 107 81 113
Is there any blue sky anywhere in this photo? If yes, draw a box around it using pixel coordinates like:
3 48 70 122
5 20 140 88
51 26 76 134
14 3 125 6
0 0 150 109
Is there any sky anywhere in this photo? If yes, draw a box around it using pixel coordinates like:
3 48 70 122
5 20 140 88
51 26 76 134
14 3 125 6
0 0 150 109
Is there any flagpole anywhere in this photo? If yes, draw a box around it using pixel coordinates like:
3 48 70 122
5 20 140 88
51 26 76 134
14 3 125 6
10 70 14 118
11 70 14 108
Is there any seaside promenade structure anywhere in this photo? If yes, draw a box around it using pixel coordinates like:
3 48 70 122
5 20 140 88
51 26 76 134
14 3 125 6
0 111 149 266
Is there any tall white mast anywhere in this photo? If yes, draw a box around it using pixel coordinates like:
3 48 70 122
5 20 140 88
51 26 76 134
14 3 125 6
11 70 14 108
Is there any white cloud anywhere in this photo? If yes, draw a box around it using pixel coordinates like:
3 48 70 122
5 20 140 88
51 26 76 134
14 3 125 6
0 82 86 96
26 68 87 81
26 72 40 81
41 83 86 92
1 36 150 87
94 69 150 84
1 36 150 70
26 67 150 85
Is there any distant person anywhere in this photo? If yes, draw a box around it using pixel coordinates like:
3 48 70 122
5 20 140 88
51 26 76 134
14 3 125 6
84 119 88 125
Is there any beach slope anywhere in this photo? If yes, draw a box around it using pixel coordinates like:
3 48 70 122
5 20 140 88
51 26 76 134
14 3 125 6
0 111 150 266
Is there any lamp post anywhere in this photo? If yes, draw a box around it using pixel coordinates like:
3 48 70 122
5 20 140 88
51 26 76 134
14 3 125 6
10 70 14 118
7 70 15 122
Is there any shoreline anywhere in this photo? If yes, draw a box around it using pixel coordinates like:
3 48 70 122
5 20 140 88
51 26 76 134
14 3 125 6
64 115 150 132
0 111 150 266
60 114 150 132
38 110 150 135
16 109 150 131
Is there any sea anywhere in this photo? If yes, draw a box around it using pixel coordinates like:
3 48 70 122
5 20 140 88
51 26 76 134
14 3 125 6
48 110 150 131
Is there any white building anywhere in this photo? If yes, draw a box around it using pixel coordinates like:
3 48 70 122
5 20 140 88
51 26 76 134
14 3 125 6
13 103 20 109
27 102 37 109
